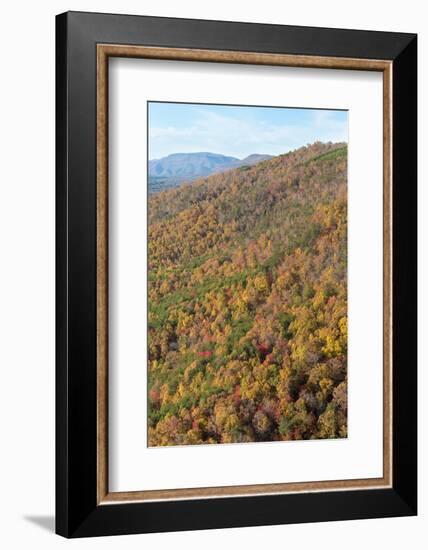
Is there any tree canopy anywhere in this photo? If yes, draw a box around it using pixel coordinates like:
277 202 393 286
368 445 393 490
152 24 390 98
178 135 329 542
147 142 348 446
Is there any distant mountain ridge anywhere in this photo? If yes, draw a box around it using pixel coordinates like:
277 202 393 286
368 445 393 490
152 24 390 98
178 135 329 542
148 152 273 193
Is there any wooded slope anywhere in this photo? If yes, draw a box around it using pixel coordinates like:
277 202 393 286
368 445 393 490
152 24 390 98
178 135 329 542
148 141 348 446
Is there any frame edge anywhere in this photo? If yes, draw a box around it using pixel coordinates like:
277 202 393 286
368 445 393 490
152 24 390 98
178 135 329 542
391 34 418 515
55 11 69 538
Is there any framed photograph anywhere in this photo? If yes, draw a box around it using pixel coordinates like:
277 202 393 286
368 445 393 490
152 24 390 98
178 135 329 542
56 11 417 538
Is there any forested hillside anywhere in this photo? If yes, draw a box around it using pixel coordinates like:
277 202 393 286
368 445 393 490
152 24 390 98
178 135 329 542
147 142 348 446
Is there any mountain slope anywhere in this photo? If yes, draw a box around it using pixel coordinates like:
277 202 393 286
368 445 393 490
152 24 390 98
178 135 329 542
148 151 273 193
148 142 348 446
240 153 273 166
149 152 239 179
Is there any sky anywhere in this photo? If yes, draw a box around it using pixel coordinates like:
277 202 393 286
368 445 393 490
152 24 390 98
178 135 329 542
148 102 348 160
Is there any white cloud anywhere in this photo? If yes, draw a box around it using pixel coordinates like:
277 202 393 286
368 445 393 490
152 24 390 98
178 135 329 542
149 109 347 159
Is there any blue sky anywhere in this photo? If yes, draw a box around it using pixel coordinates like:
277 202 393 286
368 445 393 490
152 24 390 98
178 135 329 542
148 102 348 160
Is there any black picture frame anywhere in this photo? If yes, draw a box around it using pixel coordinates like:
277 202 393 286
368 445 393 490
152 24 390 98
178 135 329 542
56 11 417 538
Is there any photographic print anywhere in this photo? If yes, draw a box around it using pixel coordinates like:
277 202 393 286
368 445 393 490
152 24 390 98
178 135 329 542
57 14 417 536
147 101 348 447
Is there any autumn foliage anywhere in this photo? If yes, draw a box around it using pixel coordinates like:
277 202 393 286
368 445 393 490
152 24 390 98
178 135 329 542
147 142 348 446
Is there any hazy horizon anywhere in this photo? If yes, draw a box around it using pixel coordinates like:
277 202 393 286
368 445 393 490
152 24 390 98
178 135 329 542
149 150 274 162
148 101 348 160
